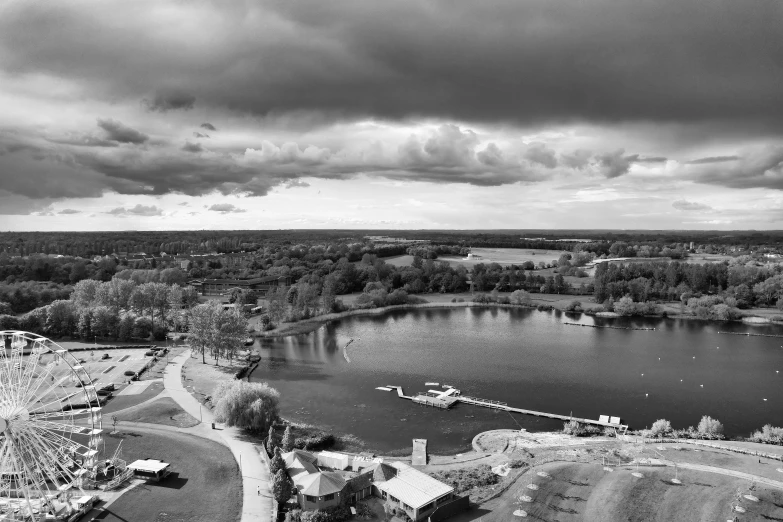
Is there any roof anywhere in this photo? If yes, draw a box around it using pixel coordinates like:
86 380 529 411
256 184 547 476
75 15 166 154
376 462 453 509
298 471 346 496
348 473 373 492
283 449 319 483
127 459 170 473
372 462 398 482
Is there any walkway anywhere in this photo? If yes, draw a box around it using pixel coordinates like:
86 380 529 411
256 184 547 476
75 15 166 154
164 350 273 522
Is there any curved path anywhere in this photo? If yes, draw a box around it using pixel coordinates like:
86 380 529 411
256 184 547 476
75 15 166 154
664 461 783 491
163 350 273 522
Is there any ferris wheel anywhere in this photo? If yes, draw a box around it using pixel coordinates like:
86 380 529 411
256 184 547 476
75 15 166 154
0 331 103 521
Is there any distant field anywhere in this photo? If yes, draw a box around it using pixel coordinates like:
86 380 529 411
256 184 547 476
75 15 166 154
381 254 415 267
684 253 735 264
439 247 570 267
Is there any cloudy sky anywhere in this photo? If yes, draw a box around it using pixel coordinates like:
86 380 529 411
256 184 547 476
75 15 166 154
1 0 782 231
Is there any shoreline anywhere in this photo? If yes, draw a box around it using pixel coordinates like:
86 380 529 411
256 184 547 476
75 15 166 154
256 297 783 338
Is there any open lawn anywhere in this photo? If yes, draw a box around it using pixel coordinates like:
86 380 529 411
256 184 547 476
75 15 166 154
101 381 165 414
461 461 783 522
84 429 241 522
116 397 200 428
182 354 247 401
439 247 570 268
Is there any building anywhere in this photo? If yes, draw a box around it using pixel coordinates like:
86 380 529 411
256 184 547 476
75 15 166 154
281 450 465 521
374 462 457 522
127 459 171 482
192 275 291 296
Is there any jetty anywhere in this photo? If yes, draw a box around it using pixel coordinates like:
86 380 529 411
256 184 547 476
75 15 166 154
380 384 628 432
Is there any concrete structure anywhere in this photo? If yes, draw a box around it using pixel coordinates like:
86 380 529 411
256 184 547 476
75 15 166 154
375 462 456 521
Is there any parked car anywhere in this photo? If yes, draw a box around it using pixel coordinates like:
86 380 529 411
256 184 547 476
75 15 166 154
101 353 110 360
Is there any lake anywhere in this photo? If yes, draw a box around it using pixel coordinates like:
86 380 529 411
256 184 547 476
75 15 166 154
250 307 783 454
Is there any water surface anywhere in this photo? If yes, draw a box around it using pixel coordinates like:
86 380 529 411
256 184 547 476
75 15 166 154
251 308 783 453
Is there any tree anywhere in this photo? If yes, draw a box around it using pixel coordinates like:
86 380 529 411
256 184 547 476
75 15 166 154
267 425 278 454
270 447 285 474
272 468 293 504
697 415 724 439
212 380 280 432
188 301 221 364
649 419 673 438
118 315 134 341
281 425 293 452
71 279 101 308
0 301 12 315
182 286 201 309
510 290 531 305
614 296 636 316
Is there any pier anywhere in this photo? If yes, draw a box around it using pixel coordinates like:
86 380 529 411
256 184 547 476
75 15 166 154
380 384 628 432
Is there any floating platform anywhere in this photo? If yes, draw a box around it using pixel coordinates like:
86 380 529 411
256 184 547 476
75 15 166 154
381 384 628 431
376 386 392 391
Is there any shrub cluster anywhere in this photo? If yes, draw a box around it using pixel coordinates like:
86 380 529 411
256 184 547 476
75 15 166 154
429 465 499 493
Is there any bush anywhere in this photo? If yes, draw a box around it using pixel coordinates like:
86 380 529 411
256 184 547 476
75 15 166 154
697 415 724 439
0 314 20 330
430 465 499 493
133 317 153 339
563 420 600 436
649 418 673 438
294 432 336 451
152 324 168 341
508 459 527 469
564 300 582 312
123 370 136 376
213 380 280 433
748 424 783 445
472 293 495 304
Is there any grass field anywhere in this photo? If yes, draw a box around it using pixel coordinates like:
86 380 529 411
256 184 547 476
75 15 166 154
116 397 200 428
463 461 783 522
85 429 241 522
438 247 571 268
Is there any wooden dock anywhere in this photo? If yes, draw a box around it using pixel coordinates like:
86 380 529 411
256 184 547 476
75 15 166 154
381 385 628 431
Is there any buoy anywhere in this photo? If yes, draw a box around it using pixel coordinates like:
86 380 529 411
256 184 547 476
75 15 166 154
680 379 683 382
641 373 644 376
764 398 767 401
700 384 704 387
645 393 648 397
693 356 695 359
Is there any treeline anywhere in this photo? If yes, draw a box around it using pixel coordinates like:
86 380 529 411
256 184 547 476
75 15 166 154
594 260 783 308
0 277 200 341
261 256 470 326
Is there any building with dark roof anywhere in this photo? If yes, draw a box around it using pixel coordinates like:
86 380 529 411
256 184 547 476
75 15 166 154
192 275 290 296
280 449 463 521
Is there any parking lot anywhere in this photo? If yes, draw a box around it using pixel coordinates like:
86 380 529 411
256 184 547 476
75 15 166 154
73 348 162 388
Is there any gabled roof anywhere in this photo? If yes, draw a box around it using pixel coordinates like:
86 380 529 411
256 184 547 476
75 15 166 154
376 462 453 509
298 471 346 496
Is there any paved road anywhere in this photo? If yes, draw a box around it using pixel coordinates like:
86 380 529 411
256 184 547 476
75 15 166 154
164 350 273 522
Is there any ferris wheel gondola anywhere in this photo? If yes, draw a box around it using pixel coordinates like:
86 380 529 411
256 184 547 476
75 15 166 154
0 331 103 521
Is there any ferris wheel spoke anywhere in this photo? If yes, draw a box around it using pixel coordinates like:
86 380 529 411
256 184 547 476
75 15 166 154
27 390 83 415
22 428 81 490
18 361 61 408
29 419 98 436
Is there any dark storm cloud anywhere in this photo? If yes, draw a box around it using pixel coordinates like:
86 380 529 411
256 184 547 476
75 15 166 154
1 1 782 130
200 123 217 131
685 156 740 165
523 143 558 169
144 89 196 112
97 119 148 144
596 150 639 179
683 146 783 190
672 200 712 211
